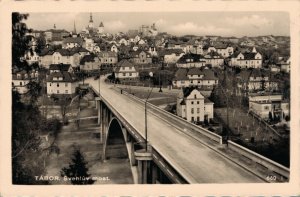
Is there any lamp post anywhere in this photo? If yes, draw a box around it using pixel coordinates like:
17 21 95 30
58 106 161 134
145 87 154 151
98 64 101 98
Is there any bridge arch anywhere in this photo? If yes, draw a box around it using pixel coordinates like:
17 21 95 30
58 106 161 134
103 117 129 160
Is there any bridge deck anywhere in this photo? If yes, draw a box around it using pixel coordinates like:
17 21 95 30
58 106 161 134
87 78 265 183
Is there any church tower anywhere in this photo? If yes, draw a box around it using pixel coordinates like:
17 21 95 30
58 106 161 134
98 22 104 34
88 13 94 29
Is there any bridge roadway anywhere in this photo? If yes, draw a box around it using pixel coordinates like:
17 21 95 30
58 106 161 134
86 77 264 183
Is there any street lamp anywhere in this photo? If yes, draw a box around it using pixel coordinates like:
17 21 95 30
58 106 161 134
145 86 154 151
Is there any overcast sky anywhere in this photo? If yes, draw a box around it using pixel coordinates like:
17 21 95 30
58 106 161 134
24 12 289 37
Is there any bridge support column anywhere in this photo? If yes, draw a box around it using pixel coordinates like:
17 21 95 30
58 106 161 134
151 162 157 184
134 146 152 184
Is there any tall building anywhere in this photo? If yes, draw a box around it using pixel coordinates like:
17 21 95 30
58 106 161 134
98 22 104 34
88 13 94 29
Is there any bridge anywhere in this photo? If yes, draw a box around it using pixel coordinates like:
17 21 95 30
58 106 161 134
85 77 289 184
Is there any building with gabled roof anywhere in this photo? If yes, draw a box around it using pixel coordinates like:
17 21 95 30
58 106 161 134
229 47 262 68
172 67 218 89
129 50 152 64
12 70 39 94
47 71 78 95
176 87 214 123
176 53 206 68
62 37 84 49
114 59 139 81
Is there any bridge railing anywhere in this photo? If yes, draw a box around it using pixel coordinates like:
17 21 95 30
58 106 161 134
227 140 289 181
121 90 222 145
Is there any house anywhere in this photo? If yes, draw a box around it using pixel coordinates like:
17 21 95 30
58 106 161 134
130 50 152 64
52 49 81 67
159 49 185 64
114 59 139 81
270 65 281 73
176 87 214 123
176 53 206 68
229 47 262 68
248 94 289 121
98 51 118 67
118 38 129 46
277 57 290 73
47 71 78 95
80 54 100 72
236 69 279 95
48 64 74 74
12 70 39 94
39 49 55 69
24 50 40 65
83 38 95 52
172 68 218 90
62 37 84 49
110 44 118 53
203 51 224 68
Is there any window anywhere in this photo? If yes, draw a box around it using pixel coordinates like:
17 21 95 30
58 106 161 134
20 82 22 86
57 90 59 93
197 108 200 113
191 117 194 122
190 80 193 83
198 81 200 84
57 83 59 87
197 101 199 104
191 108 194 114
191 101 194 105
197 117 200 122
194 95 197 99
123 73 126 76
65 83 68 87
65 90 68 94
264 106 269 110
129 73 132 76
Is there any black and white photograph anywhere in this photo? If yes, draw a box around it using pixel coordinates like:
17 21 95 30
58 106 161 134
1 0 300 196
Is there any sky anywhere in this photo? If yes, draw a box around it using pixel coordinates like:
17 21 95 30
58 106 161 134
24 12 290 37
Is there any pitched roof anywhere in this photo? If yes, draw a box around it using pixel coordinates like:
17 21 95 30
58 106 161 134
202 69 217 80
242 52 257 60
174 68 188 80
114 59 136 72
49 64 71 71
47 71 77 82
187 67 202 75
98 51 117 58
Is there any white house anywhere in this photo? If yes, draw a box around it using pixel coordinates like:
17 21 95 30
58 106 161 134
114 59 139 81
47 71 78 95
12 70 39 94
249 94 289 121
172 68 218 90
230 47 262 68
176 88 214 122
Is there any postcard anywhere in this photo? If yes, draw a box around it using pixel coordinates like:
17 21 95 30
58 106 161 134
0 0 299 196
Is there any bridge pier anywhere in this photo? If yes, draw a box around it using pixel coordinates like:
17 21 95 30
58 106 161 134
134 146 153 184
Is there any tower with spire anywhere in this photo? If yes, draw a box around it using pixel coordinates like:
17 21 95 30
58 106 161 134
73 21 77 34
98 21 104 34
88 13 94 28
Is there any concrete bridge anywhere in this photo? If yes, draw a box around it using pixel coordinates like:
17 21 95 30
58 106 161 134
85 77 289 184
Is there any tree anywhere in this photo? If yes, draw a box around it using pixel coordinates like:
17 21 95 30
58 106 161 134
12 13 31 71
26 80 42 104
12 90 49 184
61 149 95 185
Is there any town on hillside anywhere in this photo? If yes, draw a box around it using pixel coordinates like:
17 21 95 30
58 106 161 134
12 12 290 185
